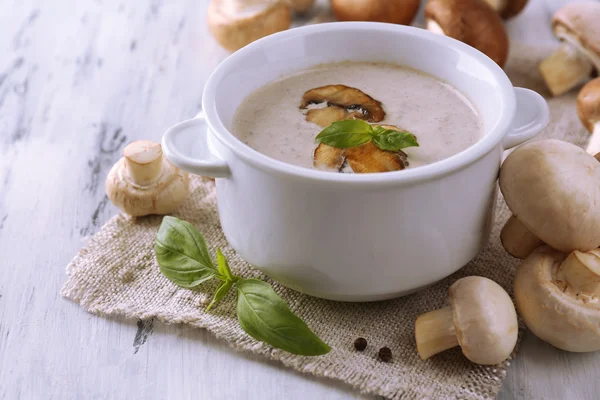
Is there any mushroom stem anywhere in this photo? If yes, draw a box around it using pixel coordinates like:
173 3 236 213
586 123 600 155
557 249 600 298
539 42 594 96
415 306 459 360
500 215 544 259
425 19 444 35
123 140 163 186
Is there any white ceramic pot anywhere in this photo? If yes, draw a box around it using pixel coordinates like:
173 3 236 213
162 23 549 301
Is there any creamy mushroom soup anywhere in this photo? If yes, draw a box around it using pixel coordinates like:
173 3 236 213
232 62 483 172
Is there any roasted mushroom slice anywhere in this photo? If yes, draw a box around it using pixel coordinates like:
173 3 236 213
306 106 349 128
313 144 345 171
313 123 414 173
300 85 385 122
345 142 408 173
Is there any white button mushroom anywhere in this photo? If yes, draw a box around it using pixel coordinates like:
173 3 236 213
499 139 600 255
578 78 600 155
539 2 600 96
424 0 509 68
105 140 190 217
514 246 600 352
500 215 544 260
331 0 420 25
207 0 291 52
483 0 528 19
415 276 518 365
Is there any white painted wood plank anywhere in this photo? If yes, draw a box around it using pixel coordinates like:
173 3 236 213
0 1 599 399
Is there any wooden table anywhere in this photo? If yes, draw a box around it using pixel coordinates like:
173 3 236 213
1 0 599 399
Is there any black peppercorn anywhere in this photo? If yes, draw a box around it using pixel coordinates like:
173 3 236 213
353 337 367 351
378 347 392 362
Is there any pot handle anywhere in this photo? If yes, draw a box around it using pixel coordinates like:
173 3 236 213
502 87 550 150
162 112 231 178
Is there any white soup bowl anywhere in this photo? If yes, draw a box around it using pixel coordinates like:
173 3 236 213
162 23 549 301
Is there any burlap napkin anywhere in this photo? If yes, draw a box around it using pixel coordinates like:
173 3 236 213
61 43 587 400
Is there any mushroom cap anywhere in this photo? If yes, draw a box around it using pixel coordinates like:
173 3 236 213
553 2 600 58
577 77 600 133
514 247 600 352
331 0 420 25
105 157 190 217
499 139 600 253
449 276 518 365
425 0 509 67
207 0 291 52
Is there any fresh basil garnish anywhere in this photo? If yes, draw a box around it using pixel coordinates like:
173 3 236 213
315 120 373 148
372 126 419 151
315 120 419 152
155 216 330 356
236 279 331 356
216 248 235 282
207 280 234 311
155 216 219 287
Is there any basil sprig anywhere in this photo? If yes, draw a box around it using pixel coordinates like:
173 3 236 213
315 120 419 151
155 216 331 356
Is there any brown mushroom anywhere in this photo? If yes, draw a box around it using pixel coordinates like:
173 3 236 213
345 141 408 173
424 0 509 68
331 0 420 25
305 106 349 128
499 139 600 255
578 78 600 154
105 141 190 217
482 0 528 19
415 276 518 365
539 2 600 96
313 144 345 171
207 0 291 52
300 85 386 122
514 246 600 352
313 126 410 173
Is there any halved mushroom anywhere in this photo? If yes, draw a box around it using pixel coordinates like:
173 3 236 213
483 0 528 19
300 85 386 122
425 0 509 68
578 78 600 155
539 2 600 96
514 246 600 352
207 0 291 52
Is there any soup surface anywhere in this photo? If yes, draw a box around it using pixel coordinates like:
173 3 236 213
232 62 483 172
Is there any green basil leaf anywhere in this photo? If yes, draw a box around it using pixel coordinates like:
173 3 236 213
372 128 419 151
206 280 234 311
315 120 373 149
216 248 235 282
236 279 331 356
155 216 218 287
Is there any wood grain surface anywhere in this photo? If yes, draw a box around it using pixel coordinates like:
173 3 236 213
1 0 598 399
